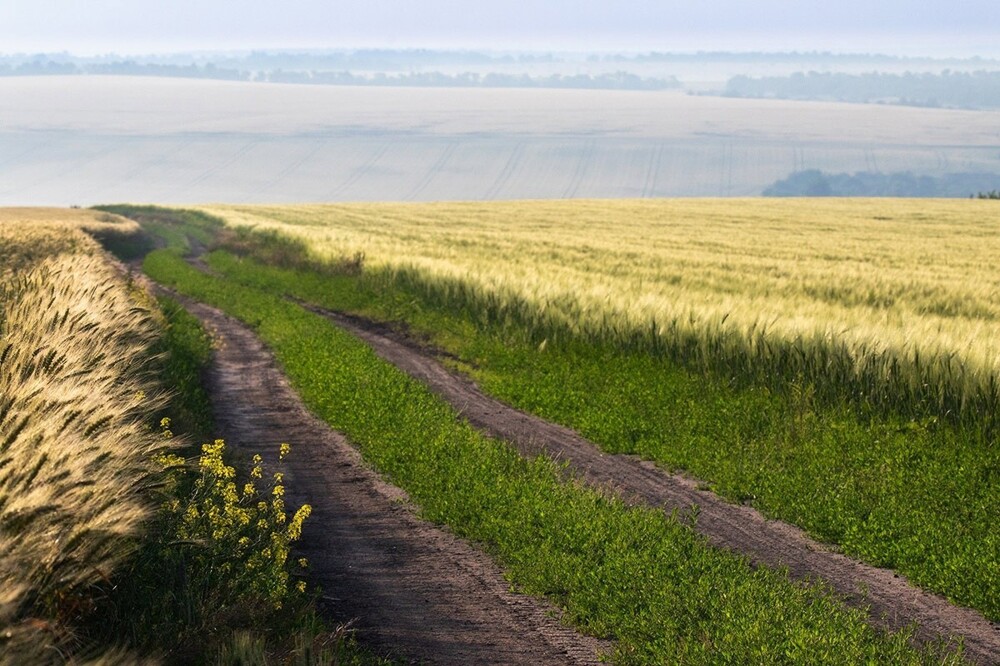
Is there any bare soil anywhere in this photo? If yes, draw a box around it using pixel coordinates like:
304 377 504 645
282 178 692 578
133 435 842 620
304 304 1000 665
181 297 610 665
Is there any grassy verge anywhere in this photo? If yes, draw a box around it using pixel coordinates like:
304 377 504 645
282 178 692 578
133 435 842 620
143 247 965 664
151 295 215 439
99 290 386 664
201 248 1000 623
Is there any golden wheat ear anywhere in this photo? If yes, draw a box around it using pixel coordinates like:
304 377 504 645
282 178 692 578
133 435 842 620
0 228 167 662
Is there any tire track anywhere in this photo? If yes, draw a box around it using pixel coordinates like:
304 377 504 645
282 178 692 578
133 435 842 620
718 142 734 197
170 295 610 666
791 145 808 174
640 143 664 199
864 148 881 173
256 138 329 198
302 303 1000 665
561 140 595 199
484 142 526 201
406 141 459 201
178 138 260 195
0 134 131 198
725 141 735 197
86 136 196 202
0 132 60 172
328 142 390 200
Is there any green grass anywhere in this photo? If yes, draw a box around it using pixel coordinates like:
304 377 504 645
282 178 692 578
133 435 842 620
143 247 965 665
200 249 1000 623
93 204 222 255
152 295 215 440
0 212 382 664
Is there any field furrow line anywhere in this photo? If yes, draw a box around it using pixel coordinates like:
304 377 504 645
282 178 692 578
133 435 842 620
302 302 1000 665
169 293 610 666
256 138 330 197
0 135 131 198
0 132 60 172
327 142 390 199
561 139 596 199
484 142 526 200
640 143 664 199
406 141 459 201
175 138 261 196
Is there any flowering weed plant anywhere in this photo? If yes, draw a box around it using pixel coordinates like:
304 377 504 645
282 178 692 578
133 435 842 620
163 434 311 611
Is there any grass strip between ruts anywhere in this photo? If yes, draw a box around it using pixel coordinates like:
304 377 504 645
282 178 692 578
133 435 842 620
143 248 963 665
199 249 1000 623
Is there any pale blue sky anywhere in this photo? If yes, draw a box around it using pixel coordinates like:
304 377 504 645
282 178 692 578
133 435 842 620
1 0 997 56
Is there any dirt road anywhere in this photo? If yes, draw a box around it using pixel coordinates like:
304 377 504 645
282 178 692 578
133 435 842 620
184 298 609 665
304 304 1000 665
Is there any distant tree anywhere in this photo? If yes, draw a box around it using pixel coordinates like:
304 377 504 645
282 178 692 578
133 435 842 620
764 170 1000 197
763 170 832 196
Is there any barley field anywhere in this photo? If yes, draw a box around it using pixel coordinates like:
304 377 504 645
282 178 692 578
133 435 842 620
204 198 1000 427
0 208 166 660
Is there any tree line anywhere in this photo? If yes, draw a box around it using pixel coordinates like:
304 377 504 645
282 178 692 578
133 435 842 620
725 70 1000 110
0 58 679 90
763 170 1000 197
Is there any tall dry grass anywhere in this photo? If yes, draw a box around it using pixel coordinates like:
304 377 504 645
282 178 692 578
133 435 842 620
0 216 166 662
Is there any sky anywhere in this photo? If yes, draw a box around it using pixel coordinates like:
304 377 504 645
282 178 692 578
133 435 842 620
1 0 998 57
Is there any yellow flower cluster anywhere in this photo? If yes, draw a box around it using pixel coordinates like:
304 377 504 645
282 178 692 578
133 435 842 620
166 439 311 608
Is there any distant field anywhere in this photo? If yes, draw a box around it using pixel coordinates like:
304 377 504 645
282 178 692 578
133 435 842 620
1 76 998 204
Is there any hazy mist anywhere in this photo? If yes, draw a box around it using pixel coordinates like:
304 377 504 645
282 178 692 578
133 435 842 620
2 0 998 56
2 1 998 205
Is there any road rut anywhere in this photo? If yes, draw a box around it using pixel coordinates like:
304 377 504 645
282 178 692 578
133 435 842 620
303 303 1000 665
183 297 609 665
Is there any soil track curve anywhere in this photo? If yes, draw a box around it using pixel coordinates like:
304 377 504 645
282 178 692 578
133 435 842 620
303 304 1000 665
181 297 610 665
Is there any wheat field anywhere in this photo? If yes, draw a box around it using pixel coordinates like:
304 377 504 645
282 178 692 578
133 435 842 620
203 198 1000 427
